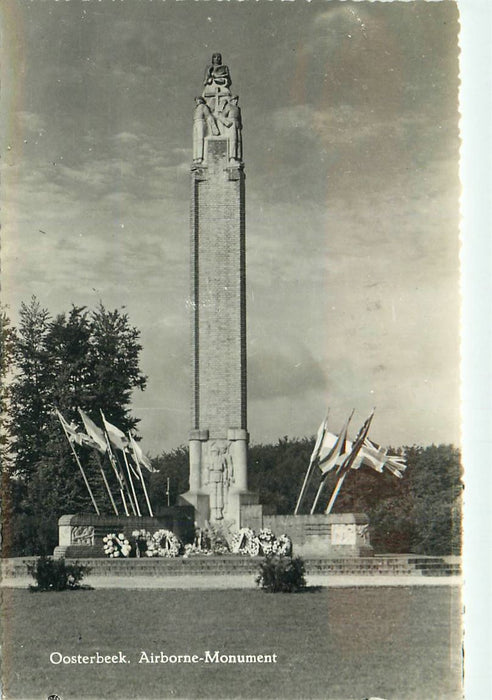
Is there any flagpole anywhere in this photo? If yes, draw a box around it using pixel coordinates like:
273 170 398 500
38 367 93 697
310 475 327 515
122 449 142 517
115 450 137 516
102 429 130 516
129 436 154 516
166 477 170 507
138 460 154 517
325 470 348 515
99 410 138 516
323 409 376 515
57 414 100 516
295 458 318 515
294 410 329 515
97 454 119 515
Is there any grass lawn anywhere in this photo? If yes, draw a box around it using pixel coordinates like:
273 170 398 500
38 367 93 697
1 586 462 700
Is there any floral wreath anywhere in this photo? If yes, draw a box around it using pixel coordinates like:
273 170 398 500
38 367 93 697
272 534 292 557
146 529 182 558
103 532 132 558
183 543 213 558
230 527 260 557
257 528 276 555
131 529 153 557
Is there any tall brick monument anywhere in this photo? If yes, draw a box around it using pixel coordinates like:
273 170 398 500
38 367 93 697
180 54 258 529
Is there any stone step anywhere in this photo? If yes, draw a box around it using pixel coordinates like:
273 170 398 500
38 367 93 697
2 555 461 579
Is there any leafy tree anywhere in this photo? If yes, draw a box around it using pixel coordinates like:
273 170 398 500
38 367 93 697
249 437 316 514
251 438 460 555
3 298 148 556
405 444 462 555
7 298 52 481
89 304 147 431
149 446 189 508
1 307 17 552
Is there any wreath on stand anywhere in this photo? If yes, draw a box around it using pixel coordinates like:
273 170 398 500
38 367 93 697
146 529 182 558
257 528 276 555
230 528 260 556
102 533 132 558
131 529 153 557
272 534 292 557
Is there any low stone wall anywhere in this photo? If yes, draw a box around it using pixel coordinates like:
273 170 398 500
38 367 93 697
2 555 461 580
241 508 373 557
54 507 195 559
54 508 373 559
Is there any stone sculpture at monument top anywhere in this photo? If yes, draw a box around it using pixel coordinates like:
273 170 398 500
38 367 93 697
193 52 243 164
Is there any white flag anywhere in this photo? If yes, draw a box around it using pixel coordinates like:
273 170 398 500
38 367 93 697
101 411 129 452
129 434 157 473
77 408 107 454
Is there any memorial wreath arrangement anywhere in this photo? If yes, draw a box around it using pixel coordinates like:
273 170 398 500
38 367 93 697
257 528 276 555
131 528 153 557
102 533 132 558
146 529 182 558
102 527 291 559
231 527 260 556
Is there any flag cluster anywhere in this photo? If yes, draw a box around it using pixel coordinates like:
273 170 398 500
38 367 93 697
55 407 157 518
57 408 156 473
296 408 407 515
316 413 406 479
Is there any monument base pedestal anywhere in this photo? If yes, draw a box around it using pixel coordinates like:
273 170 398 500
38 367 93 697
185 428 258 530
179 490 259 530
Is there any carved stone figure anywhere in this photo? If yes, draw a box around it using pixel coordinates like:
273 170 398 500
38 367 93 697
204 441 234 519
202 53 232 116
218 96 242 162
193 97 219 162
356 524 370 544
204 52 231 89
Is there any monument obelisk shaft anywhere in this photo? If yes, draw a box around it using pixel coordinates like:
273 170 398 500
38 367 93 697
181 54 257 528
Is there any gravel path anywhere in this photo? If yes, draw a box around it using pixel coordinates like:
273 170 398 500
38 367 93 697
1 573 462 589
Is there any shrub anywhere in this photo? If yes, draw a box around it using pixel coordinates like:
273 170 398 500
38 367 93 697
27 556 90 591
256 555 307 593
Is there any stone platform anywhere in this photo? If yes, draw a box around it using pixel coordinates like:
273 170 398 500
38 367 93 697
2 555 461 580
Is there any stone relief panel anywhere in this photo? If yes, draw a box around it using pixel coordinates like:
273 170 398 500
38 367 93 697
71 525 95 546
356 524 370 544
331 524 356 545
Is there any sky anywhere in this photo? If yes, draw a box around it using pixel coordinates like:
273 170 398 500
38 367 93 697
1 0 461 455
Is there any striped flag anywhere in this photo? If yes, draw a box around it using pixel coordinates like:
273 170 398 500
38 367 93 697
358 437 406 478
318 410 354 475
336 410 375 476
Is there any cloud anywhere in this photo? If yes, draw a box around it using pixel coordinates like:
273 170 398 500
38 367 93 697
3 0 460 453
248 340 328 401
111 131 140 144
